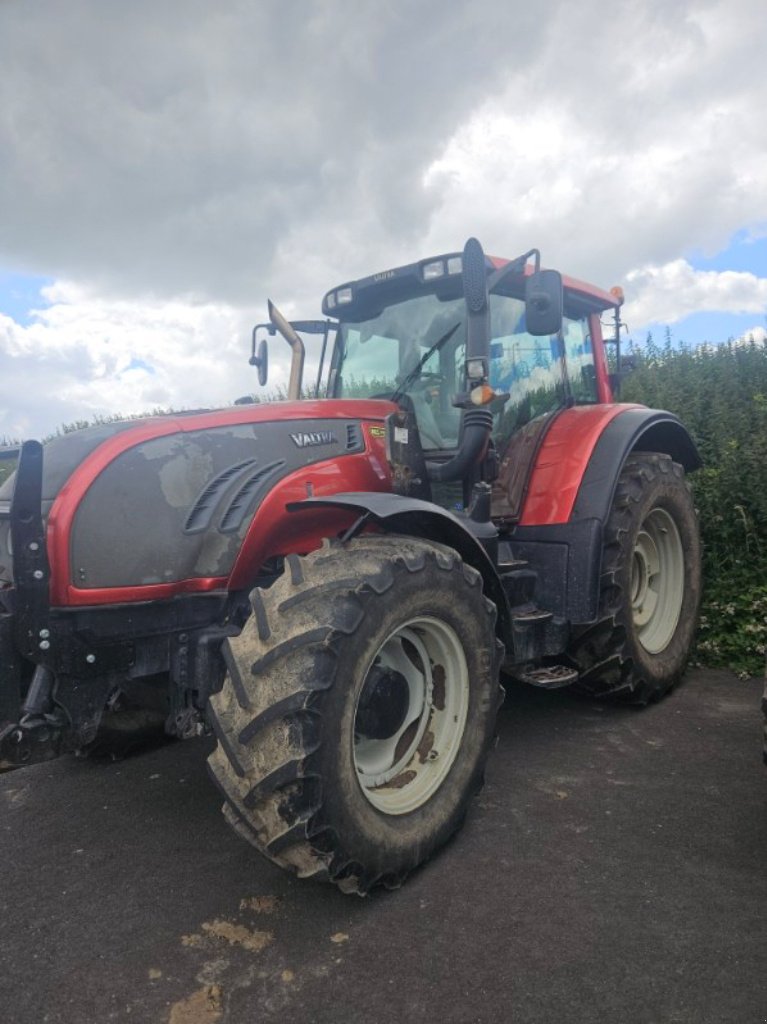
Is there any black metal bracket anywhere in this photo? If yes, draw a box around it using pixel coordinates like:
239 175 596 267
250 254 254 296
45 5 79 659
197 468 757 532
0 709 65 768
9 441 52 666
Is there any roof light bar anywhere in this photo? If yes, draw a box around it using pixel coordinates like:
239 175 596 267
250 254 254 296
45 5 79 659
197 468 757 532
423 260 445 281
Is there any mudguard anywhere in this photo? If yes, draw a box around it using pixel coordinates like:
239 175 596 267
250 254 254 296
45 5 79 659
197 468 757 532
569 407 701 523
519 404 700 527
507 405 701 623
287 492 511 639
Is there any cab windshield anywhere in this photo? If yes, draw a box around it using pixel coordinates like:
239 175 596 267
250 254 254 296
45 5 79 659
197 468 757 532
328 287 597 451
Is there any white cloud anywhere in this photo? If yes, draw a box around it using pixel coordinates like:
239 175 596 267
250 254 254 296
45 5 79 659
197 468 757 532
0 286 291 438
622 260 767 326
0 0 541 303
419 1 767 287
736 325 767 345
1 0 767 435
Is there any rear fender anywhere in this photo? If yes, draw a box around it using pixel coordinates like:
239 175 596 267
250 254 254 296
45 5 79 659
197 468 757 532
569 408 701 523
519 405 700 526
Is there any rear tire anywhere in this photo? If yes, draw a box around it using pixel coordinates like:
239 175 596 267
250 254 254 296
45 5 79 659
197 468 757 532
568 453 701 704
207 535 503 894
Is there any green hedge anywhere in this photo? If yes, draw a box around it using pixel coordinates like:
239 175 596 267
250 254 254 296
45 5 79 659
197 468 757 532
621 335 767 676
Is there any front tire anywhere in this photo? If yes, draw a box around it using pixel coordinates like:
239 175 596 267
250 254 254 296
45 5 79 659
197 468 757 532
568 453 701 704
207 535 503 894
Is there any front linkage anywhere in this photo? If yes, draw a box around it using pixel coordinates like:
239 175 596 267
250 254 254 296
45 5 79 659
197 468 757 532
0 442 238 770
1 441 66 766
0 442 121 766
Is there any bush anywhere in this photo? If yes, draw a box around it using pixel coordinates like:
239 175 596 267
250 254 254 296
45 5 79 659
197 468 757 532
622 334 767 676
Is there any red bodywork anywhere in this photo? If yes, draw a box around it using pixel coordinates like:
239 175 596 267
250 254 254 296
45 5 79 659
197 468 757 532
48 400 395 607
518 404 641 525
46 268 624 606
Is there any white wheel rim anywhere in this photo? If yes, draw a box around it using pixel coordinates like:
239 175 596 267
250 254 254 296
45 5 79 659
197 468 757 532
353 616 470 815
631 507 685 654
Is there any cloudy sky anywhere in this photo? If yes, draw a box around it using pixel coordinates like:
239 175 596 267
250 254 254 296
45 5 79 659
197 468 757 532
1 0 766 439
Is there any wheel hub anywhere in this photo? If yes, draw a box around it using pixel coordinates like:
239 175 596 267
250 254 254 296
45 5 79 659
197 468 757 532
355 665 410 741
630 506 685 654
353 618 469 816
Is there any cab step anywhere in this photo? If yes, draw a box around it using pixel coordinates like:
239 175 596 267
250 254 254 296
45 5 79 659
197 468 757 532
517 664 579 690
500 567 537 605
498 558 529 572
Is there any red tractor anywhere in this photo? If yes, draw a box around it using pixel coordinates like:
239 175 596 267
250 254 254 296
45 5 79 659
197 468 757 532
0 239 701 893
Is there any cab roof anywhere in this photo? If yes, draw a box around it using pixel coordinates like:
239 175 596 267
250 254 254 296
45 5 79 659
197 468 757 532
322 249 620 321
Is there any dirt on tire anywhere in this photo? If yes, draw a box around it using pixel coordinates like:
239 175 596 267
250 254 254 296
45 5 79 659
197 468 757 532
567 452 702 704
207 534 504 894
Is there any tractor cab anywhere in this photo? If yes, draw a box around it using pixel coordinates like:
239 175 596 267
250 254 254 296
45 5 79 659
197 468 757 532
317 242 621 515
324 254 611 414
254 239 623 516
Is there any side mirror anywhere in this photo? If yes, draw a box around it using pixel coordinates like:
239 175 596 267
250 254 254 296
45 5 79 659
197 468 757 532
525 270 563 337
249 337 269 386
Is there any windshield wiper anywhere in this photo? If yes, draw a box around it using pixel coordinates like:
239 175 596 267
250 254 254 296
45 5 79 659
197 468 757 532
390 322 460 404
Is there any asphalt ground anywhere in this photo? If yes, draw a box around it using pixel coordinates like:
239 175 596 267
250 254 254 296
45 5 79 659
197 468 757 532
1 667 766 1024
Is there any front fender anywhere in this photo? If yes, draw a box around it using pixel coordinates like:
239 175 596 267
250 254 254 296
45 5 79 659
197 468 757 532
288 492 510 639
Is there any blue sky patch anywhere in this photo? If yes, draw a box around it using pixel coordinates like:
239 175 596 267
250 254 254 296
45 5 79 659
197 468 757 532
0 270 54 325
636 309 765 349
687 230 767 277
125 357 156 375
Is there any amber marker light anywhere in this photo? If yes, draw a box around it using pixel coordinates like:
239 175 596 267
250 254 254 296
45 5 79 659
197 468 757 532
609 285 625 306
470 385 500 405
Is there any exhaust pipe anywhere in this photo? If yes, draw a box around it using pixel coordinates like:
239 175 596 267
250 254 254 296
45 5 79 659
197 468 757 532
268 299 305 400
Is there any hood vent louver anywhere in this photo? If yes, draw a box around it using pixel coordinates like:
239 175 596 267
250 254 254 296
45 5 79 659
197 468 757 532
184 459 258 534
219 460 286 534
345 422 364 452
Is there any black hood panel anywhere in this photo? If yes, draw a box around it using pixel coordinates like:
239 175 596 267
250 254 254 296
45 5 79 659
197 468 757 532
68 418 364 589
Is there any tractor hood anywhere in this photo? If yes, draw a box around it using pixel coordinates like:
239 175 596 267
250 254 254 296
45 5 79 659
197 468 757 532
0 400 395 602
